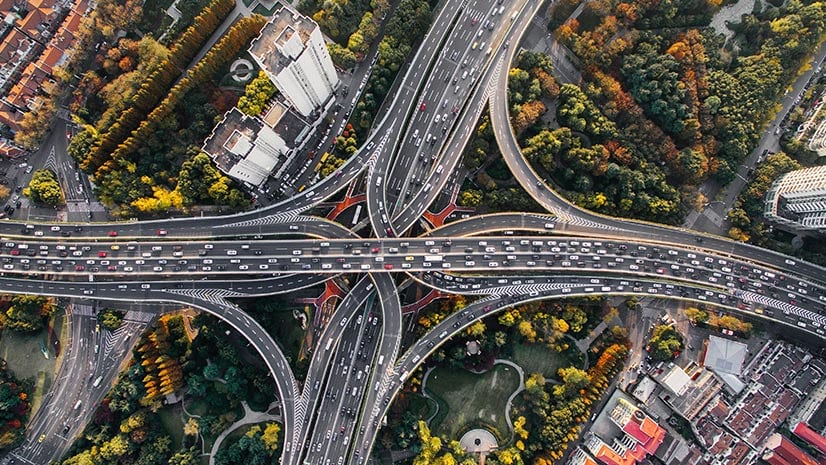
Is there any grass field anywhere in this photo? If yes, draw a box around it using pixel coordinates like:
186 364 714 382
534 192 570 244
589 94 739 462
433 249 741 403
425 364 520 439
0 311 65 412
157 403 185 451
511 343 567 379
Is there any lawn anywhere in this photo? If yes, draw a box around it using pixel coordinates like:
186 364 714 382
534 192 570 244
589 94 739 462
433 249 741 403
424 364 521 440
511 343 567 379
0 311 65 412
158 403 185 451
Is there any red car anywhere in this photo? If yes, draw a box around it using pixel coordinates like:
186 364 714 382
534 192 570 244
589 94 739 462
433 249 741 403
98 251 107 258
371 247 380 253
10 249 19 256
384 264 393 270
419 102 426 111
108 231 118 237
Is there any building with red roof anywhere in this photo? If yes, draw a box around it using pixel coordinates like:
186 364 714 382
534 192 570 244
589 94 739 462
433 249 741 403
792 422 826 456
762 433 820 465
610 398 667 455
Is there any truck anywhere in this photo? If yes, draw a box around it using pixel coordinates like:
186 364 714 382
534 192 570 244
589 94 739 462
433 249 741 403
424 255 443 262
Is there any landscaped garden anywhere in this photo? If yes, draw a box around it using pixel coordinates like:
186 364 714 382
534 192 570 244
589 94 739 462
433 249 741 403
424 364 521 440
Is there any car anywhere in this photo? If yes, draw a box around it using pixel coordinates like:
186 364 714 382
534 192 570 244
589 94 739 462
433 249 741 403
98 251 107 258
419 102 426 111
38 434 46 443
50 226 60 232
157 229 168 236
108 231 118 237
384 264 393 270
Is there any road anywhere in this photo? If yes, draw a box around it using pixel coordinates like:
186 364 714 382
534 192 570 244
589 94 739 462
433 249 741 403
3 304 146 465
1 0 825 463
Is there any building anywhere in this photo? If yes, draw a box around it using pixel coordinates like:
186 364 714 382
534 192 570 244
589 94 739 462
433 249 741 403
792 422 826 456
567 447 599 465
764 165 826 234
249 8 339 118
762 433 820 465
0 0 89 131
655 363 723 421
202 106 310 187
702 335 748 394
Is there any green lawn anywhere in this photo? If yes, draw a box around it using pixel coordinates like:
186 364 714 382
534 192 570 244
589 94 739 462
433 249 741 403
158 403 185 451
424 364 520 440
511 343 567 379
0 311 65 412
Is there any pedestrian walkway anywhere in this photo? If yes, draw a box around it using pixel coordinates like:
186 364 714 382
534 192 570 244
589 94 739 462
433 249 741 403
208 401 282 464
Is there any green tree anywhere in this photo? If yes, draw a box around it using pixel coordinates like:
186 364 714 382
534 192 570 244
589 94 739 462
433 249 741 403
24 169 64 206
237 71 277 116
99 309 124 330
554 367 590 398
648 324 683 361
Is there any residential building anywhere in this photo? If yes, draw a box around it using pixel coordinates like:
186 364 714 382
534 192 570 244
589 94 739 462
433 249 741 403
202 105 310 187
764 165 826 234
249 7 339 118
792 422 826 456
762 433 820 465
0 0 88 132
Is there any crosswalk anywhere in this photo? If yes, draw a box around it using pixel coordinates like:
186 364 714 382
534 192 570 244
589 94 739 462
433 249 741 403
742 291 826 327
124 310 155 323
466 282 583 296
164 288 249 306
219 210 304 228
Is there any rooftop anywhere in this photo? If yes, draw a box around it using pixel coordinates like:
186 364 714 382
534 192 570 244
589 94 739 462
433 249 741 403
792 422 826 456
703 335 748 375
762 433 820 465
248 8 316 78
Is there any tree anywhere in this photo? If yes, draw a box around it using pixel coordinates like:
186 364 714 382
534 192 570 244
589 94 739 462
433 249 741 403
261 423 280 452
684 307 707 323
458 189 482 207
4 295 56 332
24 169 64 206
14 98 58 150
237 71 277 116
648 324 683 361
183 417 200 436
554 367 590 398
99 309 124 330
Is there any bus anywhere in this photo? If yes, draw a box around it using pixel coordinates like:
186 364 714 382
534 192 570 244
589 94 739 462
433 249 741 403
352 204 362 226
92 376 103 388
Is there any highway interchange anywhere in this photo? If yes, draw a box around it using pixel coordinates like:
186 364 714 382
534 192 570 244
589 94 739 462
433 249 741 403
1 0 825 464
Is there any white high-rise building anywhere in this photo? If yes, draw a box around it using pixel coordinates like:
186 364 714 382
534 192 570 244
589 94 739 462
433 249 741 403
249 8 339 118
764 165 826 234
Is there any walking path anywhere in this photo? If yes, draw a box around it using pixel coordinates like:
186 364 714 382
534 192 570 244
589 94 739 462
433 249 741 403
208 400 282 464
420 359 525 444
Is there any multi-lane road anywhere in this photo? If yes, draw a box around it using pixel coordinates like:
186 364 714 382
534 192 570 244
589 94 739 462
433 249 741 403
2 0 825 463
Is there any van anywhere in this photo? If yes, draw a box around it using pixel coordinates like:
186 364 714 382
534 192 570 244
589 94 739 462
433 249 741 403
375 176 382 187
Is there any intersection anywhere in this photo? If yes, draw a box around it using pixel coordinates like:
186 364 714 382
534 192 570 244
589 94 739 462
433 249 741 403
0 0 824 464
